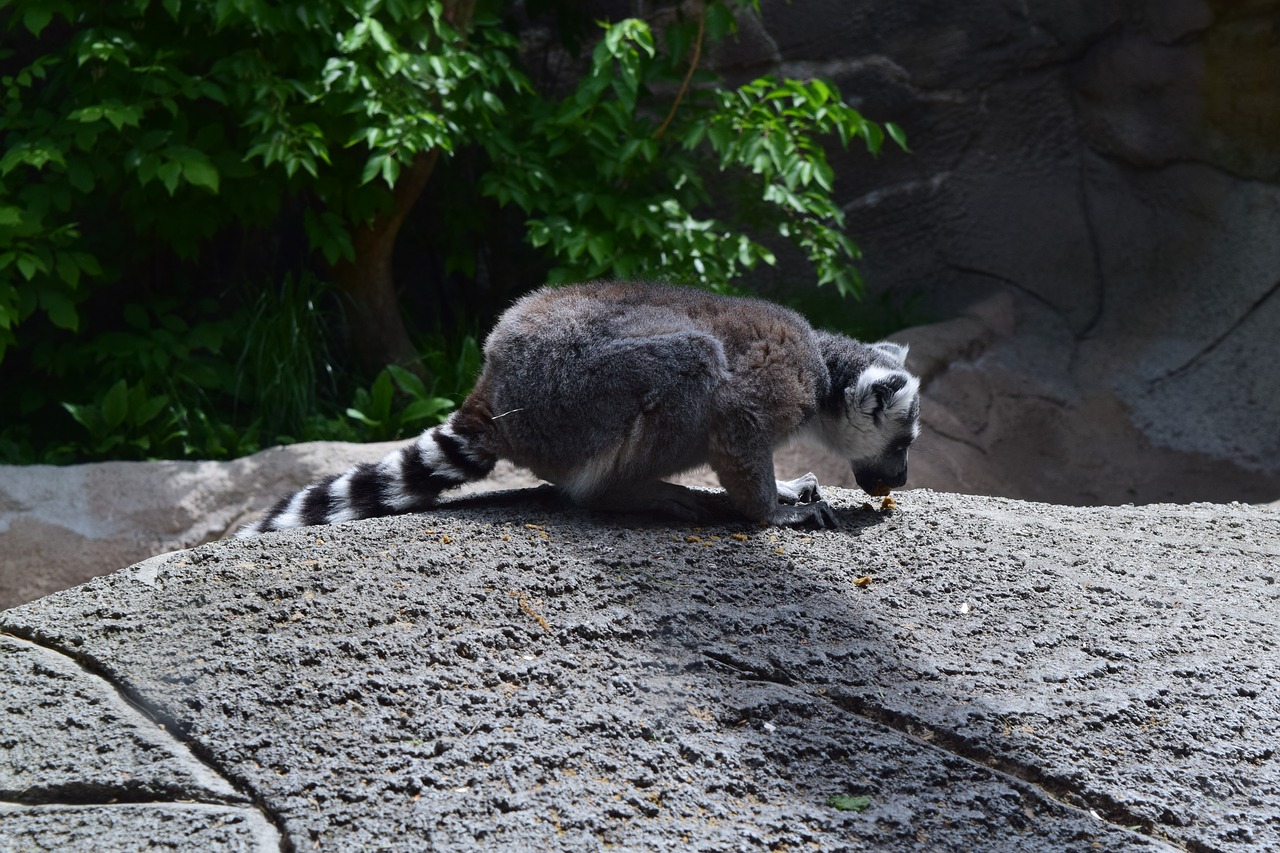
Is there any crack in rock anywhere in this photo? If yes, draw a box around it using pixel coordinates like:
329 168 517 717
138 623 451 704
702 650 1186 851
0 631 287 852
1153 275 1280 385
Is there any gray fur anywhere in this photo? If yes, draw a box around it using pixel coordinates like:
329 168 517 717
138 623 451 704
238 281 922 536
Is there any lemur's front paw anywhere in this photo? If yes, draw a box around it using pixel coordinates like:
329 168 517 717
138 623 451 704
769 499 838 529
776 472 822 505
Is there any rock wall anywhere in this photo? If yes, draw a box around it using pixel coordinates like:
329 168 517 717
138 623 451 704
735 0 1280 503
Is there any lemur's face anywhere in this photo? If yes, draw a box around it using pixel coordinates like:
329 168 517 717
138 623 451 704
820 344 921 496
848 364 921 495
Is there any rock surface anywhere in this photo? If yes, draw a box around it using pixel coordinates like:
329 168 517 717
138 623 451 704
3 488 1276 851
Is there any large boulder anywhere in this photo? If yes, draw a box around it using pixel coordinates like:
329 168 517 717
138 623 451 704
3 489 1276 850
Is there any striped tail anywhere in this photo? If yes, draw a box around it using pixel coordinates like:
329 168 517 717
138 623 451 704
236 416 497 538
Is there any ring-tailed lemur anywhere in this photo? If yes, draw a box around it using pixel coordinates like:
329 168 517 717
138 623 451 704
237 281 921 537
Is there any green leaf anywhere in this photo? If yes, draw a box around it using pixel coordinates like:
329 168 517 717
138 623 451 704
380 155 400 188
345 408 380 428
705 3 736 42
401 397 452 424
825 794 871 812
66 158 95 193
0 207 21 226
861 121 884 155
182 158 220 193
360 154 384 186
385 363 426 400
157 160 183 195
61 402 97 432
23 7 53 37
101 380 130 430
16 255 40 280
367 17 396 54
885 121 909 152
39 288 78 331
132 393 170 428
74 252 103 276
55 252 81 288
370 370 394 419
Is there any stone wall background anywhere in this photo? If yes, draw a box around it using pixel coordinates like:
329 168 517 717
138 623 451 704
732 0 1280 503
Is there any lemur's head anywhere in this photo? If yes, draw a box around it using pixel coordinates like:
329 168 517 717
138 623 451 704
817 339 921 496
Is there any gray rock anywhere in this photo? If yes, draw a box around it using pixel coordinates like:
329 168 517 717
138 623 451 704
3 488 1275 851
0 632 239 805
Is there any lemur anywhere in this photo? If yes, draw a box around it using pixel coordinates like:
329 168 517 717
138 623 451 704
237 281 921 537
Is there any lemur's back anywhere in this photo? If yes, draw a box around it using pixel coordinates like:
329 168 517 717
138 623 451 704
474 283 828 489
237 281 920 537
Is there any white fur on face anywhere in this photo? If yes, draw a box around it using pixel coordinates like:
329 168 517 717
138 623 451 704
853 365 920 418
813 366 921 463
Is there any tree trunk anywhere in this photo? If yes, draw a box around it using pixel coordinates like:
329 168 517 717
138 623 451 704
332 148 441 379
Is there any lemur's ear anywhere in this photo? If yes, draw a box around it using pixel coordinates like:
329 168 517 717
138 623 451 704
848 367 908 416
869 341 909 368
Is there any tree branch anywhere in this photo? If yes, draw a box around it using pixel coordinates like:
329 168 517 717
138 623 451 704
653 8 706 141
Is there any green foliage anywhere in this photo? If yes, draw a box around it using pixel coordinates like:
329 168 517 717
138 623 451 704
0 0 909 464
0 0 523 363
345 363 455 442
481 15 905 296
232 275 343 444
61 378 179 458
14 279 339 461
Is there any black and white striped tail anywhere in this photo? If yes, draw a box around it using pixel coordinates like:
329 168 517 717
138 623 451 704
236 417 496 538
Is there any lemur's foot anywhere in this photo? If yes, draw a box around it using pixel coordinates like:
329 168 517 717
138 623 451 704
776 472 822 505
769 499 838 529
